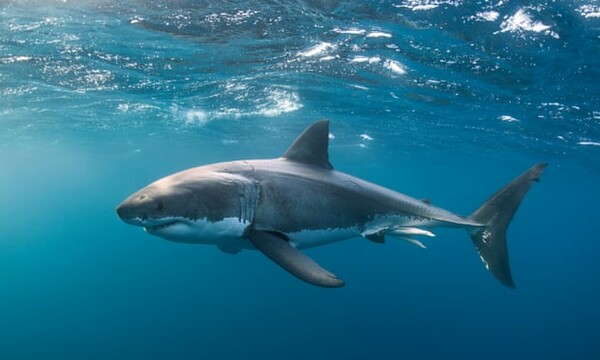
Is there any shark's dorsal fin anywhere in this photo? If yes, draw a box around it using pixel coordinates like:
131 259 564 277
282 120 333 170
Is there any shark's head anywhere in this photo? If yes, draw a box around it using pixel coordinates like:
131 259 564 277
116 167 254 244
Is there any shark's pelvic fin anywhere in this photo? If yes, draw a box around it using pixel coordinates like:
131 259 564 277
468 163 548 288
282 120 333 170
249 230 344 288
361 227 387 244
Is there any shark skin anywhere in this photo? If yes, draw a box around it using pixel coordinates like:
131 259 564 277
116 120 546 288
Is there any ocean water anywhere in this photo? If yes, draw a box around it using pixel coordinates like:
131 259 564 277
1 0 599 358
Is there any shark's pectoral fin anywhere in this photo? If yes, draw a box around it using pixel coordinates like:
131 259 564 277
249 230 344 288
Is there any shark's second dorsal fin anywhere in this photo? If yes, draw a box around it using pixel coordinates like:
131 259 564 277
282 120 333 170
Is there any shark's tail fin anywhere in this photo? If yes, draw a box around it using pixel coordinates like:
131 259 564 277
468 163 547 288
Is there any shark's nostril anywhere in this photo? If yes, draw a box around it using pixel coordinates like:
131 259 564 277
157 201 164 211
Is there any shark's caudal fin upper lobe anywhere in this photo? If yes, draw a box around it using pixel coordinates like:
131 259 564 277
468 163 547 288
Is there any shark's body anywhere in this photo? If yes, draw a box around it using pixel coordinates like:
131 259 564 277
117 121 546 288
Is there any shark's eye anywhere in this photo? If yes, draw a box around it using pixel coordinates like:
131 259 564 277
138 194 148 201
157 201 164 211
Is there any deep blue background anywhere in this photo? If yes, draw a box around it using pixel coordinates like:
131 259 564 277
1 1 599 359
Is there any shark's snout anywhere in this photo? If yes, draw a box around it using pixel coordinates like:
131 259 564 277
116 201 143 226
116 201 137 222
116 192 158 226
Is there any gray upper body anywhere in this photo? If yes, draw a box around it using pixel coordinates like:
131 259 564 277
117 121 479 247
116 120 546 288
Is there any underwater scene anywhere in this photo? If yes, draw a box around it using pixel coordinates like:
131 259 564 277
1 0 599 359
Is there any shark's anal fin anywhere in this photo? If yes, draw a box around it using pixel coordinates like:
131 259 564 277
249 230 344 288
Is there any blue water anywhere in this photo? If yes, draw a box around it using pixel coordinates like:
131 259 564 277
1 0 599 358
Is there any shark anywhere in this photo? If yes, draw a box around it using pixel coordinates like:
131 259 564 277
116 120 546 288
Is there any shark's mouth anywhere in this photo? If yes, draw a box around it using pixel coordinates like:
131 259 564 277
144 219 183 232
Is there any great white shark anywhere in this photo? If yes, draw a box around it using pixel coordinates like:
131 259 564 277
116 120 546 288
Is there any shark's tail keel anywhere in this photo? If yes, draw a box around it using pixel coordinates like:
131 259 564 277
468 163 547 288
